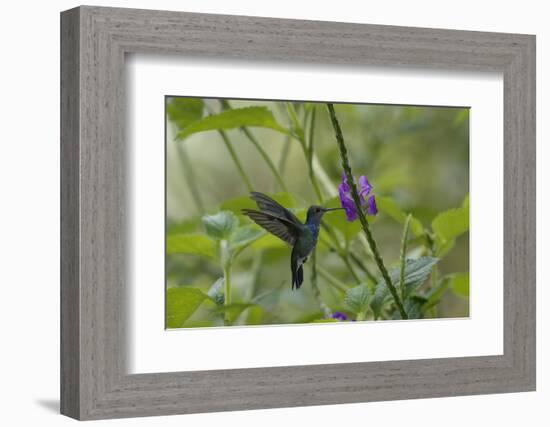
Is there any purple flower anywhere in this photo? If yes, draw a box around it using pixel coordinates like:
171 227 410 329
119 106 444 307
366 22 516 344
338 173 378 221
332 311 348 321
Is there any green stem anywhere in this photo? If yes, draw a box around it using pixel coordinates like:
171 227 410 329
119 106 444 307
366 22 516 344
221 240 232 325
349 252 377 284
399 214 412 303
425 231 436 254
311 249 332 318
285 103 336 198
327 103 408 320
320 223 361 283
208 101 253 192
248 250 263 300
241 127 288 192
341 254 361 284
223 265 231 306
174 140 205 215
311 155 338 196
217 129 253 192
307 107 360 285
289 103 365 287
306 107 324 203
223 265 231 325
286 102 304 142
278 135 292 175
294 104 366 287
317 265 348 293
221 99 288 193
431 266 439 290
426 227 439 291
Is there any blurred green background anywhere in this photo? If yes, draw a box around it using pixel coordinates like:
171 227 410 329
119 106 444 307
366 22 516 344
166 98 469 328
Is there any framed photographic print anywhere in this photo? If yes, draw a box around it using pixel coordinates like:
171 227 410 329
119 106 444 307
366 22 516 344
60 6 536 420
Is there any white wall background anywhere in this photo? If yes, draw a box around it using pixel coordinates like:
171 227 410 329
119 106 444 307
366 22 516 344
0 0 546 425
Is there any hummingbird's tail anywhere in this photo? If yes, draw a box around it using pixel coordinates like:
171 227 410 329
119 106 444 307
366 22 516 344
290 246 305 290
291 264 304 290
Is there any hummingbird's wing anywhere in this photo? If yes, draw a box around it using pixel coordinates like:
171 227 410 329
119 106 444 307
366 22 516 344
249 192 301 225
242 209 299 245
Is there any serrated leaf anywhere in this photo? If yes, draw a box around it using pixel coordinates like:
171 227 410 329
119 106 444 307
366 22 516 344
371 257 439 318
202 211 239 240
370 282 391 320
396 296 426 320
344 284 372 314
376 196 424 237
399 257 439 292
166 233 216 258
166 97 204 129
176 106 289 140
166 287 208 328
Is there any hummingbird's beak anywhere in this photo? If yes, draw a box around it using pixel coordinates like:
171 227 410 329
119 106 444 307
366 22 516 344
323 207 345 212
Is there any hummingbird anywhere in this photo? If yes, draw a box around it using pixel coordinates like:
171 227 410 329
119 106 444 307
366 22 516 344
242 192 343 290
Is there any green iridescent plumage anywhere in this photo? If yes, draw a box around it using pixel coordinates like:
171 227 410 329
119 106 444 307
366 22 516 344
242 192 343 289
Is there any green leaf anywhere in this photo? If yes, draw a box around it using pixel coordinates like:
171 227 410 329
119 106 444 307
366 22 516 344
377 196 424 237
212 303 256 325
202 211 239 240
166 218 200 235
400 296 426 320
166 287 208 328
166 233 216 258
448 272 469 298
311 318 339 323
229 225 265 254
399 257 439 293
176 106 289 140
344 284 372 315
251 234 288 250
432 206 469 253
371 281 391 319
436 239 456 258
371 257 439 318
462 194 470 210
421 280 450 313
166 98 204 129
245 305 266 325
453 108 469 128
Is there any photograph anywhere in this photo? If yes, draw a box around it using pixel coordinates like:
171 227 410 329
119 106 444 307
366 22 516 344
52 3 537 421
165 97 470 329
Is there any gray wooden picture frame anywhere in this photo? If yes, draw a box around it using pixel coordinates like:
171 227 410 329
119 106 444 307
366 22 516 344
60 5 536 420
